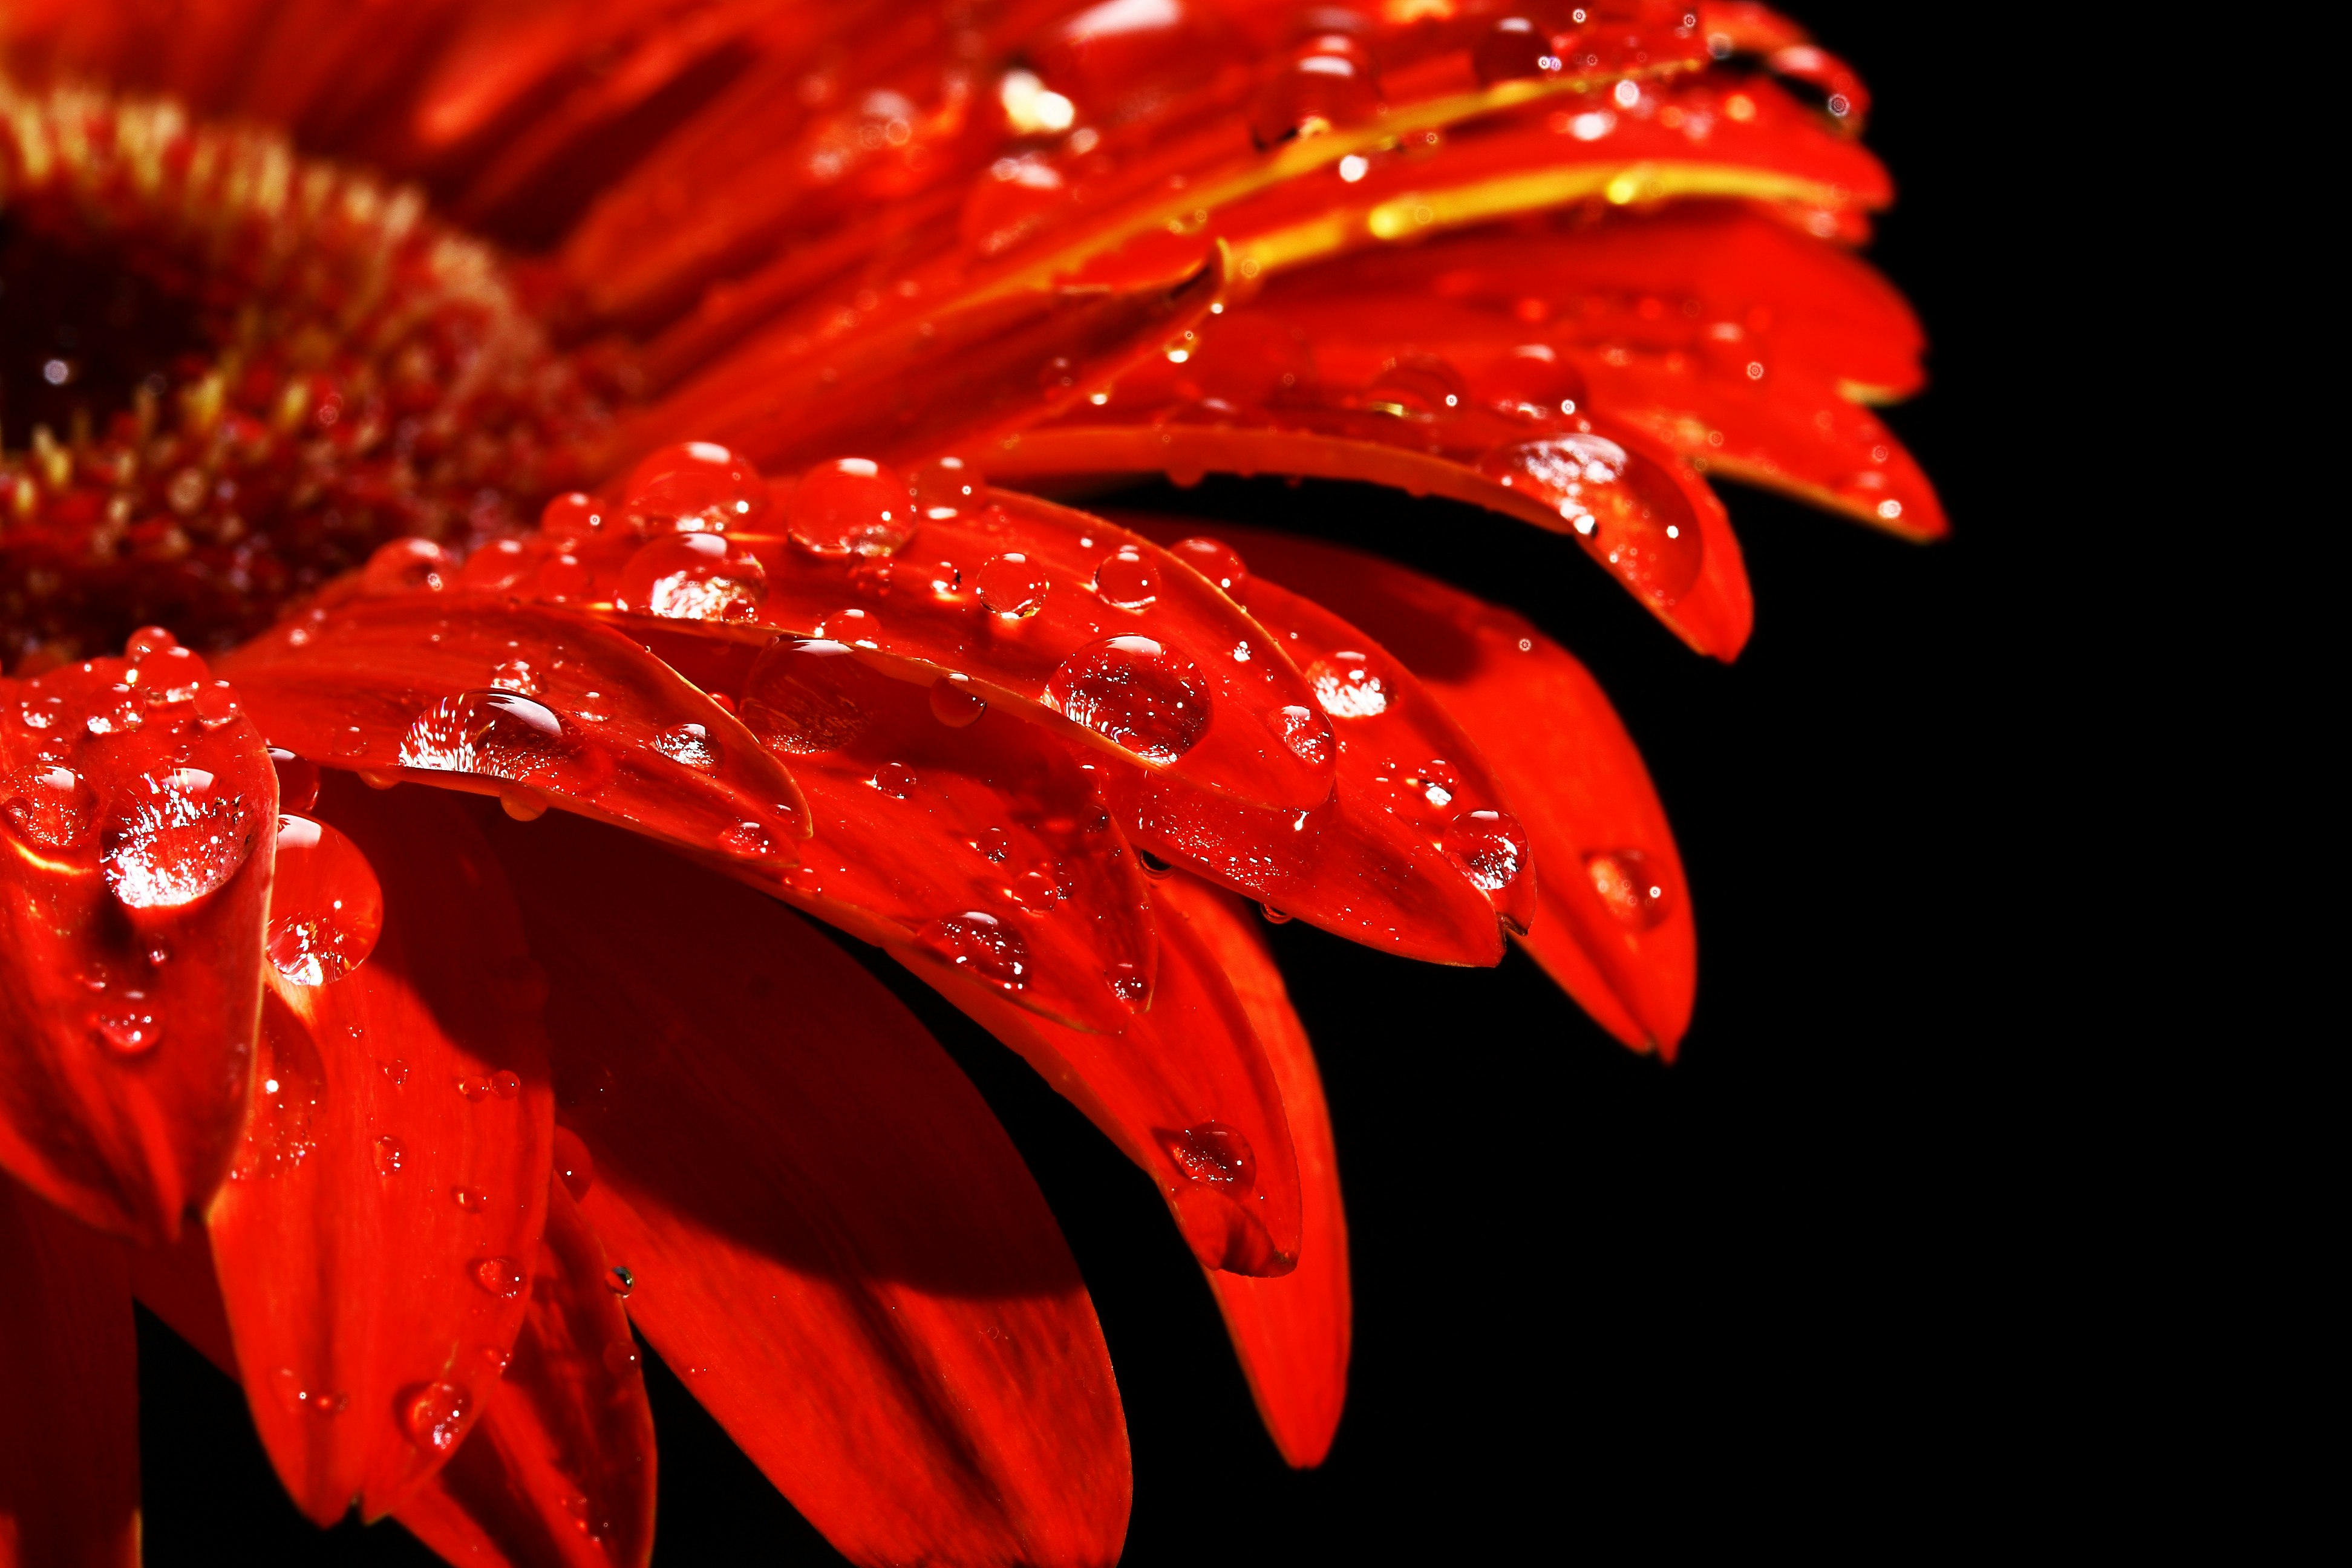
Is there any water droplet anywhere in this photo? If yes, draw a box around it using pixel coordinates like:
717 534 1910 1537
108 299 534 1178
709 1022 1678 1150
1010 870 1060 913
1266 703 1334 766
1480 343 1588 420
740 639 871 754
1586 848 1671 930
374 1134 405 1175
915 912 1032 993
554 1126 596 1200
362 538 454 595
534 551 593 600
381 1058 410 1086
91 1007 163 1056
909 455 984 517
1135 847 1175 880
1362 354 1469 419
454 1187 489 1214
191 679 243 730
232 1027 324 1181
1249 38 1380 148
787 457 913 558
871 761 918 798
1164 1122 1256 1191
1443 809 1529 892
19 693 64 729
719 821 781 860
491 1069 521 1099
1473 15 1566 83
1168 536 1249 596
2 762 96 849
928 677 987 727
655 722 719 770
538 491 610 542
603 1340 642 1378
124 626 180 662
399 690 576 782
459 1076 494 1102
472 1256 527 1299
1105 962 1148 1004
489 658 543 696
624 441 769 531
974 552 1051 618
1094 547 1158 609
604 1265 635 1298
267 748 320 812
615 532 769 621
1304 651 1389 719
83 683 142 736
267 813 385 985
1259 904 1293 924
1045 636 1212 762
1477 435 1704 603
400 1382 471 1454
100 767 254 909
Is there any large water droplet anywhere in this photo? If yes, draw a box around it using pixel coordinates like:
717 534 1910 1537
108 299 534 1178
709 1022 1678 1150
373 1134 405 1176
787 457 913 558
472 1256 527 1299
1164 1122 1256 1191
100 767 254 910
267 813 385 985
1009 869 1060 913
623 441 769 531
1094 547 1159 610
2 762 96 849
1444 809 1529 892
604 1265 635 1298
915 911 1032 993
1168 536 1249 596
233 1026 324 1181
975 552 1052 618
399 690 575 782
929 677 987 727
400 1382 471 1454
91 1006 163 1056
538 491 612 543
741 639 870 754
871 761 918 799
267 748 320 812
615 532 769 622
1586 848 1671 929
362 538 455 595
1477 435 1704 603
1266 703 1334 766
1045 636 1212 762
1304 650 1389 719
1362 354 1469 419
1105 962 1148 1004
554 1126 596 1200
654 722 719 771
1249 39 1381 148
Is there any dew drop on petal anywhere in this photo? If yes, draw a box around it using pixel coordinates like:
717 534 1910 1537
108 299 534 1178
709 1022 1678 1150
1476 435 1703 603
974 552 1051 618
1260 904 1293 924
2 762 96 849
1044 636 1212 762
362 538 455 595
458 1076 494 1102
191 679 244 730
614 532 769 621
1135 846 1175 880
1266 703 1334 766
1363 354 1469 419
718 820 780 860
871 761 918 798
538 492 610 543
915 911 1032 993
267 813 385 985
1586 848 1671 930
100 767 253 909
1443 808 1529 892
787 457 912 558
604 1265 635 1298
909 454 984 517
399 690 575 782
1094 547 1158 609
603 1341 642 1379
91 1007 163 1056
400 1382 471 1454
1010 870 1060 913
553 1126 595 1200
472 1256 527 1299
1105 961 1148 1004
1473 15 1564 84
1480 342 1588 420
1168 536 1249 596
653 722 719 771
624 441 768 531
454 1187 489 1214
1250 40 1380 148
373 1134 404 1176
1305 651 1388 719
266 748 320 813
741 639 871 754
1164 1122 1256 1192
491 1070 521 1099
928 677 986 727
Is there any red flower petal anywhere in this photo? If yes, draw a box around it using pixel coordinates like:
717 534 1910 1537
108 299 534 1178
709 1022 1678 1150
482 808 1131 1568
218 595 809 864
641 626 1157 1032
0 1174 140 1568
1206 531 1695 1054
913 887 1305 1278
1160 881 1351 1470
0 647 276 1243
397 1179 658 1568
205 777 555 1524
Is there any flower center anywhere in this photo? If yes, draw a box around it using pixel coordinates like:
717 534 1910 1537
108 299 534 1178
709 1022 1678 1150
0 77 614 673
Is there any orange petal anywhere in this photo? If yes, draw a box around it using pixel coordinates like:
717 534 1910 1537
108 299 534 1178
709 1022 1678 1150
205 776 555 1523
0 1174 140 1568
482 807 1131 1568
0 643 276 1243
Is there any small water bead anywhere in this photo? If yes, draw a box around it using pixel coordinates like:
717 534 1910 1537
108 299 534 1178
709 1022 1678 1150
1266 703 1335 766
1 762 96 849
458 538 534 591
974 552 1051 619
1168 536 1249 597
535 552 593 600
491 1070 521 1098
1305 651 1388 719
124 626 180 662
915 911 1033 993
602 1341 642 1379
454 1187 489 1214
1362 354 1470 419
91 1007 163 1056
381 1058 410 1086
653 722 719 771
1044 636 1213 763
266 813 385 985
362 538 455 595
554 1126 596 1200
1586 848 1672 930
910 455 984 517
1259 904 1294 925
19 693 64 729
1474 15 1566 83
871 761 919 799
624 441 769 531
472 1256 528 1299
929 677 987 728
100 766 254 910
136 645 209 709
1094 548 1158 611
787 457 913 559
614 532 769 622
84 684 143 735
604 1266 635 1298
191 679 244 730
270 1368 347 1416
459 1075 494 1102
401 1382 472 1455
1165 1122 1256 1192
399 689 575 782
1010 870 1060 914
1249 37 1382 149
971 827 1011 864
373 1134 405 1176
1443 808 1530 892
267 748 320 812
1105 961 1148 1004
719 821 781 860
1134 847 1175 880
538 492 611 543
1482 343 1588 420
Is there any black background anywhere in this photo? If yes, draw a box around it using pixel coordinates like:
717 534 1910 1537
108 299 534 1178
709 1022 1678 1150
132 7 2103 1561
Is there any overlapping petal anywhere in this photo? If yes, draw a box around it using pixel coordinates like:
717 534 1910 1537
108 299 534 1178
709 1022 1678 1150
483 807 1131 1568
205 776 556 1523
0 644 275 1244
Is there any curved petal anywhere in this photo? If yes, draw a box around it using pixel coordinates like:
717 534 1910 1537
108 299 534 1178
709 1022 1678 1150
1160 880 1351 1471
0 1174 140 1568
218 594 810 862
0 644 275 1244
1205 529 1695 1054
482 806 1131 1568
912 887 1304 1277
205 776 555 1523
396 1178 658 1568
641 626 1157 1032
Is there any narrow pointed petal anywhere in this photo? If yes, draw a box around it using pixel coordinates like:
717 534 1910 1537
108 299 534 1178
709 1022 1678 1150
218 594 809 862
0 1175 140 1568
0 647 275 1244
396 1180 657 1568
1160 881 1351 1470
1204 531 1695 1053
641 626 1156 1032
206 777 555 1524
483 809 1131 1568
915 889 1304 1276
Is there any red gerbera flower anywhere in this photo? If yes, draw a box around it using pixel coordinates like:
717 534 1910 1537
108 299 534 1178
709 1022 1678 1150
0 1 1938 1563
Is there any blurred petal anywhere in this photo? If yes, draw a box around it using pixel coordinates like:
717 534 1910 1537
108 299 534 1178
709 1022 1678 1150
0 648 275 1244
484 808 1131 1568
0 1174 140 1568
206 777 555 1523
